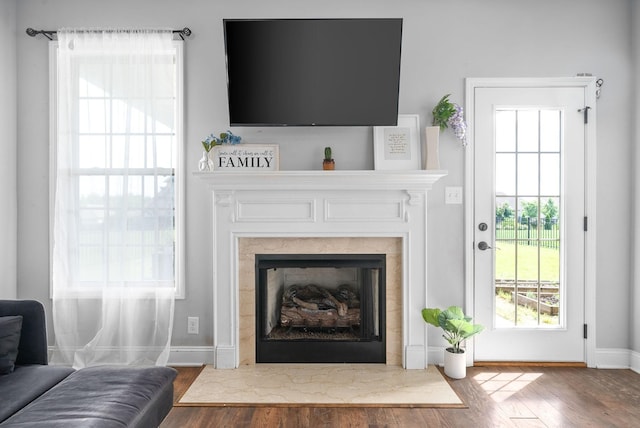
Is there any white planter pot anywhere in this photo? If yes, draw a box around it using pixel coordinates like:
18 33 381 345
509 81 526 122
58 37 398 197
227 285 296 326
424 126 440 170
443 348 466 379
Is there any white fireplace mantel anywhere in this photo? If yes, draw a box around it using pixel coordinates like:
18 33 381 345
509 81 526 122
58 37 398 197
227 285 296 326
194 170 447 191
196 169 446 369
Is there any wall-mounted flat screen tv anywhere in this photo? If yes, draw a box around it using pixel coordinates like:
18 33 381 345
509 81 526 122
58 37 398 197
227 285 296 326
224 18 403 126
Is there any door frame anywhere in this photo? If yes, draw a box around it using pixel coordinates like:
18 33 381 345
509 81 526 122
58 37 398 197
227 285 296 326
463 77 597 367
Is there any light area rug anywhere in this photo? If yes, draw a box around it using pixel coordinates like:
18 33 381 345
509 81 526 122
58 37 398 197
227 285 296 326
176 364 465 408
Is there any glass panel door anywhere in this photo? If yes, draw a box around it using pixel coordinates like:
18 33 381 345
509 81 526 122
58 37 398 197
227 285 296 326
472 82 589 362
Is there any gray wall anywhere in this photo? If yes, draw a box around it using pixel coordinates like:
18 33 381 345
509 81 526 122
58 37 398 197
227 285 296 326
633 0 640 355
0 0 17 299
13 0 635 352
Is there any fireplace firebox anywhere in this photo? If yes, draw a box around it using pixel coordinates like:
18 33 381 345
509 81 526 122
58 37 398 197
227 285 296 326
255 254 386 363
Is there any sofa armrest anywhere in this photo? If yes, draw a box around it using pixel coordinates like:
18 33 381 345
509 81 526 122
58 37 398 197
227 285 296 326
0 300 48 365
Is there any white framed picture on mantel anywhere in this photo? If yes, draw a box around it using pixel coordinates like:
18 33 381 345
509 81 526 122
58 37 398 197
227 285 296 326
373 114 421 170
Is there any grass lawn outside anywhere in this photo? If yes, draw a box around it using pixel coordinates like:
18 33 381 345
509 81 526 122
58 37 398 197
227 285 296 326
494 241 559 282
494 241 561 326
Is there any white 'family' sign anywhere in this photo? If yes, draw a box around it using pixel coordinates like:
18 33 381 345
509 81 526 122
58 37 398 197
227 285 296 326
212 144 279 171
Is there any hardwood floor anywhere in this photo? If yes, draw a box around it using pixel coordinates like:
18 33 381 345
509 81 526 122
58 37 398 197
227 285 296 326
161 365 640 427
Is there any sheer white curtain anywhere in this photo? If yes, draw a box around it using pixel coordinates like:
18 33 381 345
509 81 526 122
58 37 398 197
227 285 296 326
51 29 177 368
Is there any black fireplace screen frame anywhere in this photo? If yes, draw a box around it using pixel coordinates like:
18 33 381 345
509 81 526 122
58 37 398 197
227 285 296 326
255 254 386 363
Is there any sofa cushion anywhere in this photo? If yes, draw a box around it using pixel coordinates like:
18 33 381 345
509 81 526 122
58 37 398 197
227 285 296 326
0 316 23 374
0 300 48 365
0 365 177 427
0 364 75 423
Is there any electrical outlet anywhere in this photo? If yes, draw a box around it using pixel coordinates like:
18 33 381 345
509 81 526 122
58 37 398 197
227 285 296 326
187 317 199 335
445 186 463 205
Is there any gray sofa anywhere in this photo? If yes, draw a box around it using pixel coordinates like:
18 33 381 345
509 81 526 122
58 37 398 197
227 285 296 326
0 300 176 427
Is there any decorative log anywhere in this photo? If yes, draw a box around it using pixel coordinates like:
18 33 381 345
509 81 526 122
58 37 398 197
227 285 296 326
318 288 348 316
281 284 360 328
292 297 318 311
281 307 360 328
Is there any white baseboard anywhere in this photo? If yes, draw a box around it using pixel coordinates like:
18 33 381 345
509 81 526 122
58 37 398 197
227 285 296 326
630 350 640 374
594 348 631 369
168 346 215 367
429 346 638 370
47 345 216 367
428 346 444 367
404 345 427 369
51 345 640 372
429 346 477 367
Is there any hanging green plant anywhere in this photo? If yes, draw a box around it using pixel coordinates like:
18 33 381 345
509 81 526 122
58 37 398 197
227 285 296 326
432 94 457 130
432 94 467 145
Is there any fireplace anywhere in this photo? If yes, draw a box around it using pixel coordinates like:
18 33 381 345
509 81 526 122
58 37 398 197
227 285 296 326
196 170 446 369
255 254 386 363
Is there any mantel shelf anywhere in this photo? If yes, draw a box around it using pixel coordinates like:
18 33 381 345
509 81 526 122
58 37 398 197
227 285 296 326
194 170 447 191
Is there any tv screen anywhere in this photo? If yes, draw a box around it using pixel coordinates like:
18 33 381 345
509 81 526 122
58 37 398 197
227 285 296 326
224 18 403 126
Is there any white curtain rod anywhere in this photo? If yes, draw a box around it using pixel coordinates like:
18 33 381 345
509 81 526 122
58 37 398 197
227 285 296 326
26 27 192 41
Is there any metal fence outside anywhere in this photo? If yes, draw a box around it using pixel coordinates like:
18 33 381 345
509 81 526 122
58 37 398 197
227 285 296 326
496 217 559 249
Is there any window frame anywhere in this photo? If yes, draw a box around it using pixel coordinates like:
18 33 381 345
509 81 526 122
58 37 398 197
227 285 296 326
48 40 185 299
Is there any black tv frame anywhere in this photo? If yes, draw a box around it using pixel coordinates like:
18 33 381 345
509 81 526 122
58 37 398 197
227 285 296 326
223 18 403 127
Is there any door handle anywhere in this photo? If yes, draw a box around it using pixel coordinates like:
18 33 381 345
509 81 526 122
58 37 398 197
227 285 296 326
477 241 492 251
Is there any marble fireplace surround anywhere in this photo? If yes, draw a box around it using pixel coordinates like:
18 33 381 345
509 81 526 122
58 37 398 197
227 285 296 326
196 170 446 369
240 237 401 365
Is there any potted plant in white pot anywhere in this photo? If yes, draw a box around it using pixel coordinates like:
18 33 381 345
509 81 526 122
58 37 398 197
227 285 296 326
421 306 484 379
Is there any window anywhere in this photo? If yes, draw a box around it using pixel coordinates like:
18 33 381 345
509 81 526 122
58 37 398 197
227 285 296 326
49 39 184 297
494 109 561 327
